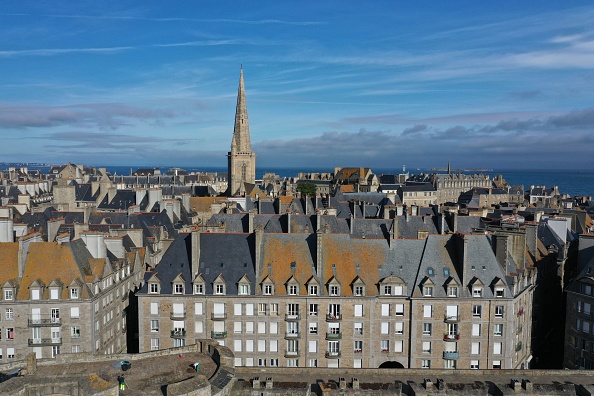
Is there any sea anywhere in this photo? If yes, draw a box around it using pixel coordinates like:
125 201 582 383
2 164 593 197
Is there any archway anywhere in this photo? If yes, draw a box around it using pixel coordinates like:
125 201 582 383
379 361 405 369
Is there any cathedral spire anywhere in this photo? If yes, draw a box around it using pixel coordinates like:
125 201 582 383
231 66 251 153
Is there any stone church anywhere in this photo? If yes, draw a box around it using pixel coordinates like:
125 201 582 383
227 67 256 196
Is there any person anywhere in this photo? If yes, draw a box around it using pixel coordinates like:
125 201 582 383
119 374 126 390
193 362 200 372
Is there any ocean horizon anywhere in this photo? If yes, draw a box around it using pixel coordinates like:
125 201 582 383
2 164 593 197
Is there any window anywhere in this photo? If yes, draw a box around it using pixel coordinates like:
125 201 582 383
234 303 242 316
421 359 431 369
493 342 502 355
471 342 480 354
423 304 432 318
473 287 482 298
7 348 15 359
495 305 504 317
354 340 363 353
270 303 278 315
472 305 482 317
174 284 184 294
270 358 278 367
150 320 159 332
471 360 479 369
258 303 267 315
31 289 40 300
354 304 364 317
195 302 203 315
150 338 159 351
194 284 204 294
71 326 80 339
50 288 59 300
70 307 80 319
234 322 242 334
381 304 390 316
329 285 340 296
395 304 404 316
448 286 458 297
5 308 13 320
150 302 159 315
381 340 389 352
263 284 273 295
7 328 14 339
149 283 159 294
444 359 456 369
422 323 432 335
308 284 318 295
354 286 364 296
215 284 225 295
495 288 504 298
309 303 318 316
258 321 266 334
422 341 431 353
4 290 13 300
288 284 298 295
394 285 403 296
287 303 299 317
384 285 392 295
72 345 81 353
494 323 503 336
354 322 363 336
309 322 318 334
423 286 433 297
395 321 404 335
394 339 404 353
493 360 501 369
472 323 481 336
381 322 389 334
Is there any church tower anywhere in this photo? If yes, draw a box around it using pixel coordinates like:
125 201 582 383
227 67 256 196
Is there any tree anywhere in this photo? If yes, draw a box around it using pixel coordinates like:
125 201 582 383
297 182 317 197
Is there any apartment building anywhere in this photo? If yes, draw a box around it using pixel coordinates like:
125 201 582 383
137 227 534 370
0 231 143 362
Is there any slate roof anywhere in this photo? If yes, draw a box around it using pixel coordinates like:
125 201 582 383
461 235 511 297
395 216 439 239
411 235 462 298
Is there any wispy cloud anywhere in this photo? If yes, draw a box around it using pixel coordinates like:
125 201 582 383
0 46 133 57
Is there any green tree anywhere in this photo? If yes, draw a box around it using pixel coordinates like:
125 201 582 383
297 182 317 197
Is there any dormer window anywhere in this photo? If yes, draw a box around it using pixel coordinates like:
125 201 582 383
149 283 159 294
4 290 13 301
239 284 250 295
50 288 60 300
448 286 458 297
308 284 318 296
329 285 340 296
215 284 225 295
173 284 184 294
473 287 482 298
194 284 204 295
495 288 504 298
70 287 79 299
263 284 273 295
423 286 433 297
31 289 41 300
354 285 364 296
384 285 392 295
288 285 298 295
213 275 227 295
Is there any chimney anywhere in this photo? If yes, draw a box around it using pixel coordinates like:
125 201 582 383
135 188 147 207
104 236 125 259
0 218 14 242
191 229 200 275
18 233 42 278
352 378 360 390
248 211 254 233
266 377 273 389
396 204 403 216
181 193 191 212
339 378 346 390
493 233 508 270
316 232 323 279
81 232 107 259
287 212 292 234
147 188 162 212
255 225 264 282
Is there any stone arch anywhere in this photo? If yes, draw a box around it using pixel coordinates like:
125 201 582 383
379 360 405 369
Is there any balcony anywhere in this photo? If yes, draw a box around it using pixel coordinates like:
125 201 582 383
443 351 460 359
170 311 186 320
284 349 300 358
326 313 342 322
444 315 459 323
325 350 341 358
28 338 62 346
28 318 62 327
443 333 460 341
285 313 300 321
170 329 186 338
211 313 227 320
211 331 227 339
516 342 523 352
285 331 300 339
326 332 342 340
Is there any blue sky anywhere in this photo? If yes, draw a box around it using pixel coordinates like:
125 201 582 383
1 1 594 170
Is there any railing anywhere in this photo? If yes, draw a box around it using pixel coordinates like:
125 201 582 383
28 318 62 326
444 315 459 323
353 349 362 353
516 342 523 351
443 333 460 341
325 350 341 358
284 349 299 357
211 331 227 339
326 313 342 322
443 351 460 359
170 329 186 338
170 311 186 320
28 338 62 346
326 332 342 340
285 331 300 339
211 313 227 320
285 313 300 321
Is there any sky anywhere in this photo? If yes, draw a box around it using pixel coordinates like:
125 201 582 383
1 1 594 170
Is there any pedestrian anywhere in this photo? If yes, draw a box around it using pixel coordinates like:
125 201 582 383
119 374 126 390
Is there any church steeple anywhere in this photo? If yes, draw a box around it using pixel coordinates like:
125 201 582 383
231 66 251 153
227 67 256 196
